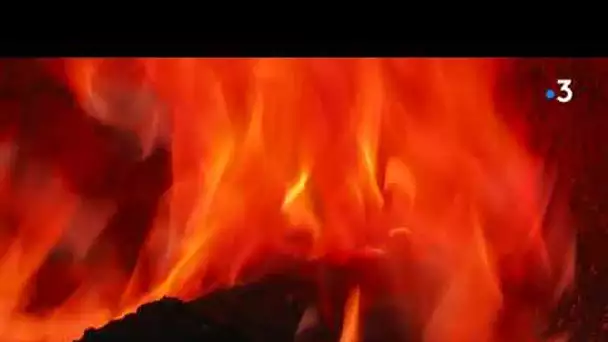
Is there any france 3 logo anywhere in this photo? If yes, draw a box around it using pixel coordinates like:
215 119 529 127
545 79 573 103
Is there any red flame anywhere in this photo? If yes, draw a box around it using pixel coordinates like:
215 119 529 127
0 58 574 341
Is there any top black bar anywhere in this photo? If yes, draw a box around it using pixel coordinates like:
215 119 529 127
1 40 603 57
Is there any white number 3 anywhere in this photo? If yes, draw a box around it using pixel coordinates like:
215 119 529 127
556 79 573 103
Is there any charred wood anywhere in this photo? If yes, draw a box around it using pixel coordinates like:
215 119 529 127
75 273 316 342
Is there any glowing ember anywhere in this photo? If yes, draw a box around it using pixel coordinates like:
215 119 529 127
0 58 574 341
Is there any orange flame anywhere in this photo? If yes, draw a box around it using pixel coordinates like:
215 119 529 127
0 58 574 341
339 286 361 342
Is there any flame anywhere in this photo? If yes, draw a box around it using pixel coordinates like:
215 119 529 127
0 58 574 341
339 286 361 342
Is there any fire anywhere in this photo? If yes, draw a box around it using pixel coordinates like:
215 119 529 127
339 286 361 342
0 58 574 341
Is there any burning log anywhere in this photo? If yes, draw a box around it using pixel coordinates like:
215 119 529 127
76 297 248 342
74 254 422 342
75 272 315 342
